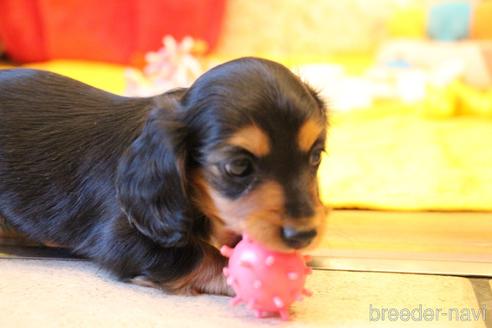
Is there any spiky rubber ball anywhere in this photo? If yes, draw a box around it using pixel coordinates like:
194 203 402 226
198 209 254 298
220 234 312 320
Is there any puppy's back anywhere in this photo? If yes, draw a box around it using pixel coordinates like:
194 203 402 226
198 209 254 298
0 69 151 243
0 69 135 112
0 68 151 167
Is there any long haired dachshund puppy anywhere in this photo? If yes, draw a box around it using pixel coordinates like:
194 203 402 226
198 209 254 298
0 57 328 295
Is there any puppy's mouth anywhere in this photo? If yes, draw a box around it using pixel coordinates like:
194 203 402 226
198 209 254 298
226 232 242 248
223 218 321 252
222 226 317 252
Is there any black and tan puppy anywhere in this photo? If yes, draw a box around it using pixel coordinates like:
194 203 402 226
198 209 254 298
0 57 327 295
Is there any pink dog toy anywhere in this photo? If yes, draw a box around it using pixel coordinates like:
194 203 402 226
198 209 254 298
220 235 312 320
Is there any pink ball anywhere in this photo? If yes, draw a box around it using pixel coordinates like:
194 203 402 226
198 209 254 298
220 234 312 320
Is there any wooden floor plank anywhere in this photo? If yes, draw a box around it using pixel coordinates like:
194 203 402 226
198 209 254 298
313 210 492 276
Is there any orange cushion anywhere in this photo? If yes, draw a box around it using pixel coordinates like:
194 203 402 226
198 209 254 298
471 2 492 39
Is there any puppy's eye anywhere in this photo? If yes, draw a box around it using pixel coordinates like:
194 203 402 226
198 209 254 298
309 148 323 167
224 157 254 177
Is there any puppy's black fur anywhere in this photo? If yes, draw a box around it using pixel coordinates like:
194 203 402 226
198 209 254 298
0 58 326 294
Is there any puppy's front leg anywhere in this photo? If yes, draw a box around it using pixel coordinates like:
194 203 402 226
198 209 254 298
163 242 232 296
130 242 233 296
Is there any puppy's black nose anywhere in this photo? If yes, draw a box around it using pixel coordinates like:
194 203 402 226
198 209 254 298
281 227 317 249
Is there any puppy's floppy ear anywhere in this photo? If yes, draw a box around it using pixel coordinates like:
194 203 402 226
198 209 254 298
116 101 192 247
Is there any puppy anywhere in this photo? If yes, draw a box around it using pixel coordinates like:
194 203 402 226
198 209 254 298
0 57 328 295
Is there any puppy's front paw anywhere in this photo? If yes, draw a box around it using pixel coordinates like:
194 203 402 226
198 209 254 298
161 271 234 296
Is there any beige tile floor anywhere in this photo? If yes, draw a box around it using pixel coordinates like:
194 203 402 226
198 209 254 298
0 258 490 328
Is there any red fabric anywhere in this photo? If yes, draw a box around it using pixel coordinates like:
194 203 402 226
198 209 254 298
0 0 226 64
0 0 46 62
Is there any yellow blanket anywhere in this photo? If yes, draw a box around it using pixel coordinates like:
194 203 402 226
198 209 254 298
320 104 492 210
1 61 491 210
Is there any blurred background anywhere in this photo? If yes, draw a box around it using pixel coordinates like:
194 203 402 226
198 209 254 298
0 0 490 275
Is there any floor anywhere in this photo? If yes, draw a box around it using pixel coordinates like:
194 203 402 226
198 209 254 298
0 210 491 327
0 258 490 327
315 210 492 276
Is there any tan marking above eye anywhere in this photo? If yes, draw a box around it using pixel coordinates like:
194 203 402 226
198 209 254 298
228 125 270 157
297 119 324 152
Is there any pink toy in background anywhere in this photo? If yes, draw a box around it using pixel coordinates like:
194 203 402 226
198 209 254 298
220 234 312 320
124 35 204 97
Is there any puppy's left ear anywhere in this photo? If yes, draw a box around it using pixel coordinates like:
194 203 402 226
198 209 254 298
116 102 193 247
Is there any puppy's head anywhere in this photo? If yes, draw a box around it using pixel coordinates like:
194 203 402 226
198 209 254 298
184 58 328 251
117 57 327 251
